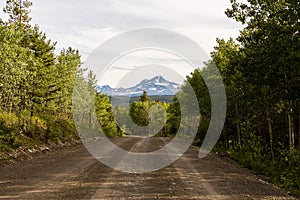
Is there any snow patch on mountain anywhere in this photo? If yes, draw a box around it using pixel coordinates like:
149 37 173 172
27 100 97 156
97 76 180 96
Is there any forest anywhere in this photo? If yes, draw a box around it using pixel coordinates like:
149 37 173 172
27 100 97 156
0 0 299 196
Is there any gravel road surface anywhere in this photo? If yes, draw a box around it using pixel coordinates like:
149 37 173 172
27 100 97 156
0 137 297 199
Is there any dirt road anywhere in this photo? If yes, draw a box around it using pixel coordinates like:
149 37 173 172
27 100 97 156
0 137 297 199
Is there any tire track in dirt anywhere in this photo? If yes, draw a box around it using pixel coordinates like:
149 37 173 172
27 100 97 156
0 137 297 200
167 142 297 200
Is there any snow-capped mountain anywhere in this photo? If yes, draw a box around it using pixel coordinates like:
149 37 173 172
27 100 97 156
97 76 180 96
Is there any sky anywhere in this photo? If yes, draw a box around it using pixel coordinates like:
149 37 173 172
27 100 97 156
0 0 243 87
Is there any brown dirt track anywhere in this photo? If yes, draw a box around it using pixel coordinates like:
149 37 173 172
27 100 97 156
0 137 297 199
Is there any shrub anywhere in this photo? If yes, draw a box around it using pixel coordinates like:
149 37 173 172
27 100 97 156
19 112 47 140
0 112 20 149
44 115 77 143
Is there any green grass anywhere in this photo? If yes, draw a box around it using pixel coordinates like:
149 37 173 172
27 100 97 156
229 149 300 197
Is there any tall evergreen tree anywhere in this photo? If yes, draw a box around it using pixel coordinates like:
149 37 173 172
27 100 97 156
3 0 32 29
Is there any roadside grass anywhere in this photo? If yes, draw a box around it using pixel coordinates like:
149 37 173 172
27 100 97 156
0 112 78 153
229 148 300 197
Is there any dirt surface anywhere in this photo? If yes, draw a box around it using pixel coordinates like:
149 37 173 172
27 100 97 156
0 137 297 199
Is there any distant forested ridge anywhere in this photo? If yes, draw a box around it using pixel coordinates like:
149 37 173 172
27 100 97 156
109 95 174 107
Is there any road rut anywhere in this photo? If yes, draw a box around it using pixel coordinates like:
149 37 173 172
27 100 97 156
0 137 297 199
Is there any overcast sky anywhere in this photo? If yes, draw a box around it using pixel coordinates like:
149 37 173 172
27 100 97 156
0 0 243 87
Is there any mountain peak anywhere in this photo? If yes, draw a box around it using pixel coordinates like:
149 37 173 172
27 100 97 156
150 75 167 83
98 76 179 96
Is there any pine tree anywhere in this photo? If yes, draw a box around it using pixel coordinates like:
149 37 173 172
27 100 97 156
3 0 32 29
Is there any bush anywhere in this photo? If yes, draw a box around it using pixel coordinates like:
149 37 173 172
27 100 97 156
19 112 47 140
44 115 77 143
228 140 300 197
0 112 79 152
0 112 20 149
193 117 210 146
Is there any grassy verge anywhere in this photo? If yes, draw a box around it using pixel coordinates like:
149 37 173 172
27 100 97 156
0 112 78 154
228 148 300 197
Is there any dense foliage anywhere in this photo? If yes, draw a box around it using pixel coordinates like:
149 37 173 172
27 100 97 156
0 0 79 148
165 0 299 195
114 91 169 137
0 0 123 150
224 1 300 195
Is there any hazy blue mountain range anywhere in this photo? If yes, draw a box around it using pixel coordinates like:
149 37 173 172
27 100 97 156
97 76 180 96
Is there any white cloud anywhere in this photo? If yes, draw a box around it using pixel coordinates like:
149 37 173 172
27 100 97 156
0 0 243 86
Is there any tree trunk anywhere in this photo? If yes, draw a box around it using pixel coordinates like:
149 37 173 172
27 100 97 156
288 108 294 150
89 107 92 129
235 103 241 145
266 109 275 160
298 112 300 152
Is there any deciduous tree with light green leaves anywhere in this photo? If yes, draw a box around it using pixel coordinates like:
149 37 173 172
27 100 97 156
0 0 86 146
